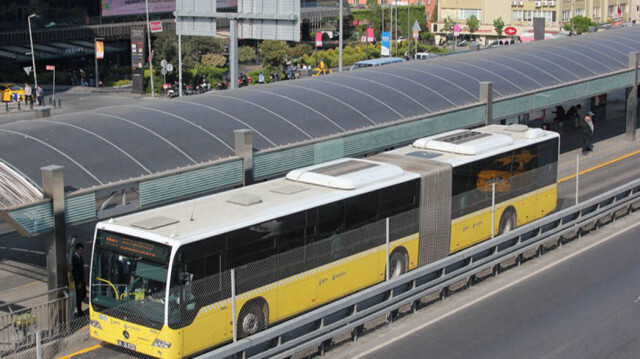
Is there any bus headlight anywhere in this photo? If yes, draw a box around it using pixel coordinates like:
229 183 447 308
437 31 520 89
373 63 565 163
152 339 172 349
89 320 103 330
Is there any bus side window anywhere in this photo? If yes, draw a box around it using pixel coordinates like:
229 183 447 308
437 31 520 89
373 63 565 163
274 212 307 253
345 191 380 230
381 179 419 218
317 201 344 239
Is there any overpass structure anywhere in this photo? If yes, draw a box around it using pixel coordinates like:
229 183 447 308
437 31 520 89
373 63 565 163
0 26 639 240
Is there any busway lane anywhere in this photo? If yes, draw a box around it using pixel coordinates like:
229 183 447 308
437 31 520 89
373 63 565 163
327 207 640 359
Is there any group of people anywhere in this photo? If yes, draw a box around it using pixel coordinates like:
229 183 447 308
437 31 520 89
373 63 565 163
21 83 44 106
550 103 595 154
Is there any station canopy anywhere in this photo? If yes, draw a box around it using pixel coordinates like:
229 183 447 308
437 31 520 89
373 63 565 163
1 26 639 208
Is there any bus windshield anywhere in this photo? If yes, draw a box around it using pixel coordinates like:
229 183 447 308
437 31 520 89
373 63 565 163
91 230 172 328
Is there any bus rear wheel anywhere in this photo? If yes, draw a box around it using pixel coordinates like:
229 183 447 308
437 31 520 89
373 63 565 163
238 303 266 338
389 250 408 279
499 209 516 235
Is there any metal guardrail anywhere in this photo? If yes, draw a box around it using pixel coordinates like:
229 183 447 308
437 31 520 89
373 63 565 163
0 287 69 355
200 178 640 359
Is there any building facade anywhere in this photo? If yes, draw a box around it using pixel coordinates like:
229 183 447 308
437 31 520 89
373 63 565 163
348 0 437 26
434 0 635 45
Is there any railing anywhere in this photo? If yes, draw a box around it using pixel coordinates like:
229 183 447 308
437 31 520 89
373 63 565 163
0 287 69 356
199 178 640 359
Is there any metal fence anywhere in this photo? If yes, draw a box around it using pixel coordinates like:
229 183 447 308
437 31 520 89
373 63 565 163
0 287 69 357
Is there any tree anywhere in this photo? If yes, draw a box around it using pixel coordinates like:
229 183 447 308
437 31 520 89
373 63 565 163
201 53 226 67
260 40 289 71
182 36 225 69
466 14 479 38
493 17 505 38
238 46 256 63
443 16 454 38
366 0 382 40
563 15 597 34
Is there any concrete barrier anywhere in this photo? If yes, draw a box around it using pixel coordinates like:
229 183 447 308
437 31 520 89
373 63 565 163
34 107 51 118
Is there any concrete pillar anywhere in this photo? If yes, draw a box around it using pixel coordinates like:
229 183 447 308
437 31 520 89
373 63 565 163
234 129 254 186
533 18 545 41
480 82 493 126
41 165 67 300
626 52 638 142
229 19 238 90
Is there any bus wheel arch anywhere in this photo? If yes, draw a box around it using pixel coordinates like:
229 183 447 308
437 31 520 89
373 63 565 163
499 207 517 235
237 298 269 338
388 247 409 279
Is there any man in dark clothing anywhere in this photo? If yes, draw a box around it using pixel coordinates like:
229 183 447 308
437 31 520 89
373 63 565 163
581 111 595 154
71 243 86 317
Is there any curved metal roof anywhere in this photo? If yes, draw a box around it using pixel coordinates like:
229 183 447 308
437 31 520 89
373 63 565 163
1 26 639 202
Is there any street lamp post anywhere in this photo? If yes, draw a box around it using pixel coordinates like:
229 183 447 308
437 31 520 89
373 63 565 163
339 0 343 72
145 0 155 97
28 14 38 89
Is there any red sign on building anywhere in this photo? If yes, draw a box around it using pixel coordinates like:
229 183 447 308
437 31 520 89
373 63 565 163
504 27 517 36
150 21 163 33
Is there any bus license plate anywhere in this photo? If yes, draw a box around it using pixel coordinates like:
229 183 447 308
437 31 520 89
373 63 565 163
118 340 136 350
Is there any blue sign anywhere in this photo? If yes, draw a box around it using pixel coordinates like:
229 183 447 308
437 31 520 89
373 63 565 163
381 31 390 56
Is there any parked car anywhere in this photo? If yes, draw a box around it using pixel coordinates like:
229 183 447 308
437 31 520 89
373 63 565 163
414 52 439 60
0 83 25 102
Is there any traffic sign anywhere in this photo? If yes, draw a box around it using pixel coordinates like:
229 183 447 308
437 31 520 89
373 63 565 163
23 66 32 75
505 27 517 36
412 20 421 32
46 65 55 71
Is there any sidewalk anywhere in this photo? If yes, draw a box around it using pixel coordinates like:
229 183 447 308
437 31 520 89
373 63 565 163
0 84 135 116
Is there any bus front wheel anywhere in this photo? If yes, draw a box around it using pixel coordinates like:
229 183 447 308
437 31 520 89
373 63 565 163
238 302 266 338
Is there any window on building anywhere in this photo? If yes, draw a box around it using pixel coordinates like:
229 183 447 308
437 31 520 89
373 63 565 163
459 9 482 21
576 9 585 17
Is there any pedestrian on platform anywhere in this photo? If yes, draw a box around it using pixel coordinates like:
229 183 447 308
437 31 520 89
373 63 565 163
35 86 43 106
23 83 32 105
581 111 595 154
71 243 86 317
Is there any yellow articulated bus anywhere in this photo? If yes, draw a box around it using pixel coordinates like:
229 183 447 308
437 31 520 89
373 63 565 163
89 124 559 358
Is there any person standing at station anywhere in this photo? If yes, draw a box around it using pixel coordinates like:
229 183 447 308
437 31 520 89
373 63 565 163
66 263 76 321
35 86 43 106
23 83 32 105
581 111 595 154
71 243 86 317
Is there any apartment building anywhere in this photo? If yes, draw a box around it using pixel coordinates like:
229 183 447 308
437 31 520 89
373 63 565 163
434 0 633 45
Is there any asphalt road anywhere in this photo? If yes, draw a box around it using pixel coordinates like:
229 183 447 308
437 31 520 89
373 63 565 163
329 213 640 359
